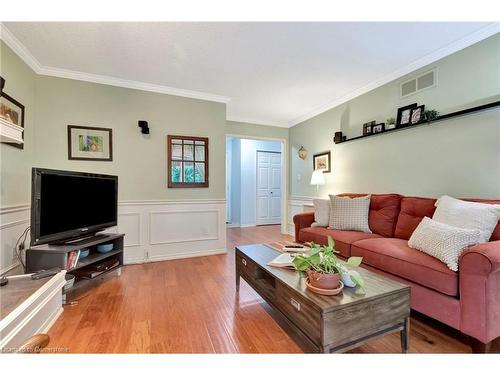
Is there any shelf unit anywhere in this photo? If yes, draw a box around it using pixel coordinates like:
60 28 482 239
0 118 24 144
335 100 500 144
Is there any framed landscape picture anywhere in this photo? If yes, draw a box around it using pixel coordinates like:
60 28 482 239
0 91 25 149
68 125 113 161
313 151 331 173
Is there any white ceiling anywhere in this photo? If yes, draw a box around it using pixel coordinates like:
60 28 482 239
2 22 499 127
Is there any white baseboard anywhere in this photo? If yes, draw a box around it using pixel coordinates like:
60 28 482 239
148 248 227 262
226 222 240 228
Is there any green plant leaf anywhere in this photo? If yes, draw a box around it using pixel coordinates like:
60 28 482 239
349 271 366 293
327 236 335 249
346 256 363 268
292 256 310 271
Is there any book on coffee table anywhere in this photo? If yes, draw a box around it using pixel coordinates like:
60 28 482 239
267 253 296 269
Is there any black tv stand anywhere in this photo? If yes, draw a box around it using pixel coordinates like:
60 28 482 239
26 233 124 300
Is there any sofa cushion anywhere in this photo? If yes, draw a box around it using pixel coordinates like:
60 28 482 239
394 196 437 240
338 193 401 237
464 198 500 241
298 227 382 258
351 237 458 296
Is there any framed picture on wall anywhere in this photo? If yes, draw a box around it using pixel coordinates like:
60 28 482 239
0 90 25 149
313 151 331 173
68 125 113 161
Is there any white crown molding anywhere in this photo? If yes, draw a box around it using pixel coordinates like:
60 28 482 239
0 23 231 104
287 23 500 127
226 115 290 128
0 23 43 73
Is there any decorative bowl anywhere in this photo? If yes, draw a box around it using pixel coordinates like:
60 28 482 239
97 243 114 253
306 279 344 296
79 248 90 258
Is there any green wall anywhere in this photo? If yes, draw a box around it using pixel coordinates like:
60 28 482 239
226 120 289 141
32 76 227 201
290 33 500 199
0 41 36 207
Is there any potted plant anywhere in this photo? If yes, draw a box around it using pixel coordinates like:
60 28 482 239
292 236 365 293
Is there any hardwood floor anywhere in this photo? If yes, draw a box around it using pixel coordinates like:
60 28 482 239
47 225 499 353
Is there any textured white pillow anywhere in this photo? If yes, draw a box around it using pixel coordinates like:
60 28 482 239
311 198 330 227
328 195 371 233
433 195 500 243
408 217 481 271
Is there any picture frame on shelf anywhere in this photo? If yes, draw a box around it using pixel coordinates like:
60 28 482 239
410 105 425 125
363 122 374 135
68 125 113 161
313 151 331 173
372 123 385 134
396 103 417 127
0 90 25 149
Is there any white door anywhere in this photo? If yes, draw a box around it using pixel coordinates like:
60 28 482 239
256 151 282 225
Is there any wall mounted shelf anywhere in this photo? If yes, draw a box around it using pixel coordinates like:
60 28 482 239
334 100 500 144
0 118 24 144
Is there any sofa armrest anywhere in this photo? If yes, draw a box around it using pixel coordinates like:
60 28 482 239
293 212 315 242
459 241 500 343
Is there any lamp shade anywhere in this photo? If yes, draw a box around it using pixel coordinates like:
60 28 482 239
310 170 325 186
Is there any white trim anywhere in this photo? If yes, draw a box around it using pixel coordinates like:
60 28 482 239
0 23 42 73
226 134 289 234
226 222 240 228
0 262 21 276
0 23 230 104
148 248 227 262
0 205 30 215
239 224 256 228
0 218 29 230
117 212 141 247
39 306 63 334
287 23 500 127
119 198 226 206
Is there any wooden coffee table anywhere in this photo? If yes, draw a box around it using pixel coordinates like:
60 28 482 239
235 244 411 353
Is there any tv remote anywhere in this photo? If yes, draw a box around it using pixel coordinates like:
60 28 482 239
31 268 60 280
284 245 304 248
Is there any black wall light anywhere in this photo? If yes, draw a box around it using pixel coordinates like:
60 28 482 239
138 120 150 134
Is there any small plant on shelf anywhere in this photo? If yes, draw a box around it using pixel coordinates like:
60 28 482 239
292 236 365 293
423 109 440 122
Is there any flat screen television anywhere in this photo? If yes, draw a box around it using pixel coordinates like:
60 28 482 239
31 168 118 246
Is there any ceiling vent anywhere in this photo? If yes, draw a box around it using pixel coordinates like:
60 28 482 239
400 69 437 98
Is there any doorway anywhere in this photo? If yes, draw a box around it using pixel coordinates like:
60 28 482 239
226 137 285 229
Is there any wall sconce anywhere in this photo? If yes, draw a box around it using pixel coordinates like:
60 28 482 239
298 146 307 160
138 120 150 134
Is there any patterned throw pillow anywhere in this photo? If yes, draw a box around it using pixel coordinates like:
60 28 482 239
433 195 500 243
311 198 330 227
328 194 371 233
408 217 481 271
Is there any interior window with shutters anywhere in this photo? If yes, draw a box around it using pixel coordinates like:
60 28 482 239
167 135 209 188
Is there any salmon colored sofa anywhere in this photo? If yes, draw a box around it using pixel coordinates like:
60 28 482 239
293 193 500 352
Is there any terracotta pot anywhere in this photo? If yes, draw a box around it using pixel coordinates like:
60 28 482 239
306 269 341 290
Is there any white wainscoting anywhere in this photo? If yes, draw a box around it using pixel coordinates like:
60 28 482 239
287 196 314 236
115 199 227 264
0 205 30 275
1 199 227 274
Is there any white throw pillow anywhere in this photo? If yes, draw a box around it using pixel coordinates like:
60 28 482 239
408 217 481 271
433 195 500 243
328 195 371 233
311 198 330 227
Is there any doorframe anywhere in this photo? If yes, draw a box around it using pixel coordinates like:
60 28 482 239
256 150 282 226
226 134 288 235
